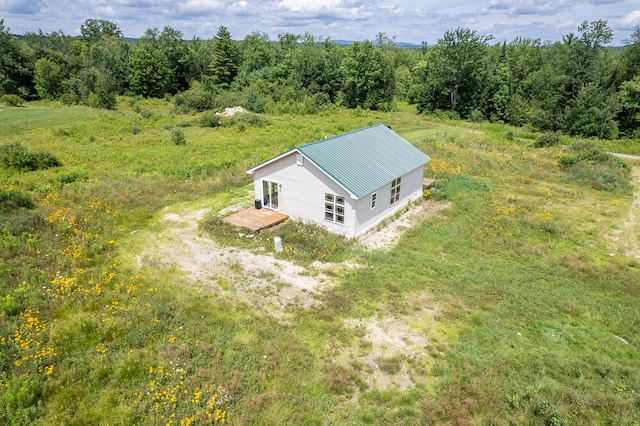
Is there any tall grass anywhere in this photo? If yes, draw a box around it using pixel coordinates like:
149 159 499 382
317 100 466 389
0 99 638 424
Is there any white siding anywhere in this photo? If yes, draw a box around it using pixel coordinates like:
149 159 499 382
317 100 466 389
352 166 424 238
253 155 425 238
252 152 356 236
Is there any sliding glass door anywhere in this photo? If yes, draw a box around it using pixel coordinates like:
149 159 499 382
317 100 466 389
262 180 279 209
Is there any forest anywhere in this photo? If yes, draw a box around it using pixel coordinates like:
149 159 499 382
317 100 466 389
1 18 640 140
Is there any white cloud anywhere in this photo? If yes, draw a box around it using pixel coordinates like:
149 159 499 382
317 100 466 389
487 0 572 16
0 0 638 44
622 10 640 26
587 0 626 4
177 0 223 14
276 0 373 19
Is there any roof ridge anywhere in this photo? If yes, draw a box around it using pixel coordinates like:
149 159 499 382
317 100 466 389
297 123 386 149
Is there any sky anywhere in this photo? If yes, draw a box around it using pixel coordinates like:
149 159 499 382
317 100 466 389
1 0 639 45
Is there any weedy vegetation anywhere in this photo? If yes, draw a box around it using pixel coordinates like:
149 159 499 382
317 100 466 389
0 99 639 425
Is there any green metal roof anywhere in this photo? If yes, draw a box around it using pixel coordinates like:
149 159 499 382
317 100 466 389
296 123 430 199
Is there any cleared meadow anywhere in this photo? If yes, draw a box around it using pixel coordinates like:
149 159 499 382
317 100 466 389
1 99 639 425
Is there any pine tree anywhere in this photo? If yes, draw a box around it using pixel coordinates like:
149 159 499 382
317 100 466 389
209 26 239 89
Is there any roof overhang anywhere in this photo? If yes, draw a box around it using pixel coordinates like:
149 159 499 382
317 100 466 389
247 149 296 175
247 149 359 200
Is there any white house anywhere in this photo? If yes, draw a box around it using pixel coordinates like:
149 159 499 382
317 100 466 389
247 124 431 238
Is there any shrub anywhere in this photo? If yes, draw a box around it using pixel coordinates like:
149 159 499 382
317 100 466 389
558 141 631 192
558 155 578 168
468 109 485 123
86 88 116 110
87 92 100 108
229 113 270 128
51 126 74 137
533 132 561 148
243 89 266 113
1 376 44 423
505 130 514 141
50 171 89 185
211 91 244 111
173 84 214 113
1 94 26 106
171 128 186 146
140 109 154 119
199 110 223 128
0 189 35 212
561 141 629 171
60 92 79 105
0 143 62 172
31 151 62 169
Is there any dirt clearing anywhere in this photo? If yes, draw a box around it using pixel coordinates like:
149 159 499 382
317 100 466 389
131 197 451 389
133 199 450 321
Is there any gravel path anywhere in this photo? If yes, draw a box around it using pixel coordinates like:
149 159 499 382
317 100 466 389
610 153 640 161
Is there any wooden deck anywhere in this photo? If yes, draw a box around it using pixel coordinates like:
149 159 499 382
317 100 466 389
222 207 288 232
423 178 436 189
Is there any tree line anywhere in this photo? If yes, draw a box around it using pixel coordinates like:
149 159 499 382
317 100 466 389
1 18 639 139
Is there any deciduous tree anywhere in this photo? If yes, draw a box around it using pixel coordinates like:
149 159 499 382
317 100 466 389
0 20 31 96
34 58 64 99
128 28 171 97
79 19 123 44
417 28 492 116
341 41 394 110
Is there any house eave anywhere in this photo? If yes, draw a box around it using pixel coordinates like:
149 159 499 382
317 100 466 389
247 149 360 199
247 149 297 175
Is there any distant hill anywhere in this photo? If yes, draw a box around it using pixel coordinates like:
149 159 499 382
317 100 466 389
333 40 422 49
334 39 421 49
10 32 621 50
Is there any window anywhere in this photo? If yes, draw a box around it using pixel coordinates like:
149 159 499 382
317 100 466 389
262 180 279 209
325 193 345 224
370 192 377 210
390 177 401 205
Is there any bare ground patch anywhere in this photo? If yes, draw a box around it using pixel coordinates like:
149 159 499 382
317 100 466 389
358 199 451 250
330 292 448 393
135 203 336 321
133 197 450 320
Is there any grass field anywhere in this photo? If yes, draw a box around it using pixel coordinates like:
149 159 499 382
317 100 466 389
1 98 639 425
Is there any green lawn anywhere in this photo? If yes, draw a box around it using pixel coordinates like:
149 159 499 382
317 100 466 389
1 99 639 425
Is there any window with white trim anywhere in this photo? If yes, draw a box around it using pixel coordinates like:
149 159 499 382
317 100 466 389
325 193 345 224
390 177 401 205
370 192 377 210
